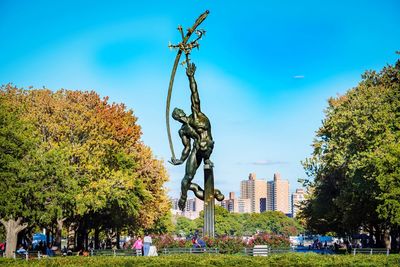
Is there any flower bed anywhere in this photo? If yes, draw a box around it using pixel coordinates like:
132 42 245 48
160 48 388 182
153 233 290 253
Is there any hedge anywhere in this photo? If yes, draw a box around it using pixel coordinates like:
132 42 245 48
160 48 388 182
0 254 399 266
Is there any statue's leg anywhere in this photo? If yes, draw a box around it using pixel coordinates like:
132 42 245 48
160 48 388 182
178 149 200 210
203 147 214 167
189 183 204 200
214 189 225 201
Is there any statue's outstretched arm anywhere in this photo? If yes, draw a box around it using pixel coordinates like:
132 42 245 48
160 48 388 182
186 63 201 115
169 129 191 165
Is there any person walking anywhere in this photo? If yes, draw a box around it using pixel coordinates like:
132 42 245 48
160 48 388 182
143 233 152 256
132 237 143 256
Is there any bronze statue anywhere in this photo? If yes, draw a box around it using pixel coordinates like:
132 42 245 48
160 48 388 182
166 11 223 222
169 63 223 210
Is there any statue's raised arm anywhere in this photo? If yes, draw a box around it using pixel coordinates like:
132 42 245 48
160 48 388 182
186 63 201 116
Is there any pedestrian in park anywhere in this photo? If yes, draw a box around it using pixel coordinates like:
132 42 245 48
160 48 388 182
16 244 27 255
61 246 67 256
197 239 206 248
192 236 199 248
46 244 55 257
132 236 143 255
143 233 152 256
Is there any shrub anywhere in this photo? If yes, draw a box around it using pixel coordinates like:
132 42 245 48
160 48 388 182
153 233 290 252
0 254 399 267
247 233 290 248
152 234 192 249
203 236 245 254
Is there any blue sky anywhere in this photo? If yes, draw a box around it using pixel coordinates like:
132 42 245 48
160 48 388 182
1 1 399 198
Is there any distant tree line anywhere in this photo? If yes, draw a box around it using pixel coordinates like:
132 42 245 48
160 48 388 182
0 85 172 257
175 206 303 237
300 57 400 250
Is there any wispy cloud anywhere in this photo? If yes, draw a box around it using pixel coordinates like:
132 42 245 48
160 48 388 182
293 75 305 79
236 160 289 166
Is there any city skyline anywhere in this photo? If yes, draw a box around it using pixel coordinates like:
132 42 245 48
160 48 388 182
1 1 399 199
173 171 304 219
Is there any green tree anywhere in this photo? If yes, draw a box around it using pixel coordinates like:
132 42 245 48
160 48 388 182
194 206 243 236
0 85 171 253
193 206 302 237
0 88 44 257
245 211 303 237
175 216 197 236
301 58 400 248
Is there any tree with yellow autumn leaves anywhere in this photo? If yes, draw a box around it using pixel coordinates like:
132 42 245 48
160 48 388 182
0 84 171 257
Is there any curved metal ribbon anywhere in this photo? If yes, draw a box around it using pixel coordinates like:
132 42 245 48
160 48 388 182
166 10 209 159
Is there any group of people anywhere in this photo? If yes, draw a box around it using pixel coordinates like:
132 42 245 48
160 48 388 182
131 233 156 256
14 241 56 257
309 239 328 250
0 233 159 257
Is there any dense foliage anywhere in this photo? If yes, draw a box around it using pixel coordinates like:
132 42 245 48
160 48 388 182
301 58 400 248
175 206 303 237
0 85 171 255
0 254 399 267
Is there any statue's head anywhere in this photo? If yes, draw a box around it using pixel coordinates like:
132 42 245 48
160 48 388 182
172 108 186 123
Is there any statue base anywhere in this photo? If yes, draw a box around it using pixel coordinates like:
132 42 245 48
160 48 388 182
203 163 215 237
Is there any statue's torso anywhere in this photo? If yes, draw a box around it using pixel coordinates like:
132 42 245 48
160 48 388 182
189 112 213 151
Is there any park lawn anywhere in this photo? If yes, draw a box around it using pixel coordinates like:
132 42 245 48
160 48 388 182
0 253 399 266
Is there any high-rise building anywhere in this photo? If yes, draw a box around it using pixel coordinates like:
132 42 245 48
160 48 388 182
267 180 274 211
171 198 179 210
186 198 195 212
194 197 204 212
221 192 238 213
170 197 204 220
260 198 267 212
266 173 290 214
221 192 251 213
240 173 267 213
291 188 305 217
237 198 251 213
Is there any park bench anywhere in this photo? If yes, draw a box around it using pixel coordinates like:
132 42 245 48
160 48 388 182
243 246 294 256
251 245 269 256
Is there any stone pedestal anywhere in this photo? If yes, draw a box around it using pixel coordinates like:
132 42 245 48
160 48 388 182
203 164 215 237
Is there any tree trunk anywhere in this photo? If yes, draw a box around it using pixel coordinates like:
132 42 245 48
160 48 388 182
390 230 398 253
368 226 375 247
94 228 100 249
55 218 65 250
0 218 28 258
76 227 84 251
375 225 383 248
116 228 120 249
383 228 391 250
67 222 76 250
84 229 88 250
46 227 50 246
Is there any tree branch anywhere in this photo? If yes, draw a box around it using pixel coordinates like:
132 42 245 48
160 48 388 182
15 223 28 233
